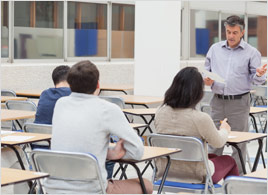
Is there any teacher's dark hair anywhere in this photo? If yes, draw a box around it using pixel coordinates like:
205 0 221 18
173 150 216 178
164 67 204 109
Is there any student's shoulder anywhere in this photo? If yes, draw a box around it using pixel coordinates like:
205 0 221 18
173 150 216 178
192 109 212 122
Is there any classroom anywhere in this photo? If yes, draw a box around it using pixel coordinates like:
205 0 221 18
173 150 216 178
1 0 267 194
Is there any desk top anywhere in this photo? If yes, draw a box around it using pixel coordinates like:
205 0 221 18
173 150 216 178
1 167 49 186
227 131 266 144
15 85 134 97
100 84 133 91
113 146 181 163
250 107 267 114
123 108 157 115
130 123 148 129
15 90 42 97
244 168 267 179
1 131 51 145
1 109 36 121
1 96 28 103
119 95 163 105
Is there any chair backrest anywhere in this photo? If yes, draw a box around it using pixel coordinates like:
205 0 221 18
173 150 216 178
99 96 125 109
147 133 214 193
200 104 211 115
252 85 267 97
223 176 267 194
23 123 52 147
1 89 16 97
6 100 37 111
31 149 106 194
148 133 208 162
6 100 37 130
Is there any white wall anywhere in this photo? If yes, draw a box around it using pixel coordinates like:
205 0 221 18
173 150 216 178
134 1 181 96
1 61 134 91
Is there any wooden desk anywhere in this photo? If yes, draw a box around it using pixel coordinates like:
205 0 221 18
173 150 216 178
15 85 134 98
227 131 266 174
249 107 267 159
1 131 51 170
250 107 267 115
123 108 157 136
1 109 36 122
112 146 181 194
1 167 49 187
100 84 133 95
244 168 267 179
15 90 42 98
1 96 28 103
119 95 163 108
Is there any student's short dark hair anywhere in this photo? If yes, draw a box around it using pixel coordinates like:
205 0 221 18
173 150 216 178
224 15 245 31
164 67 204 109
67 60 99 94
52 65 70 86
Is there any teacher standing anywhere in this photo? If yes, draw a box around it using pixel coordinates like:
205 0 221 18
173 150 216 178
204 15 267 174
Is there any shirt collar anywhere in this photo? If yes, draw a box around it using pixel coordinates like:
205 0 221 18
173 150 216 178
222 38 245 50
70 92 97 99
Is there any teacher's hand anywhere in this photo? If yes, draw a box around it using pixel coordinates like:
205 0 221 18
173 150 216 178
204 77 214 86
256 64 267 77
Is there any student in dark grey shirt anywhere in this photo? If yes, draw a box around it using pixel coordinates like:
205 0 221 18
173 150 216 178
203 15 267 174
34 65 71 124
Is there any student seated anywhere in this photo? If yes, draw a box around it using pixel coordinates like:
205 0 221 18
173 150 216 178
155 67 239 184
51 60 153 194
34 65 71 124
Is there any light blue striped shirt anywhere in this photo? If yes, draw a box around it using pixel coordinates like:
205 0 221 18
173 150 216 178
205 39 266 95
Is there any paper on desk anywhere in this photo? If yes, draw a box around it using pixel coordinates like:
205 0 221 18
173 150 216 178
228 135 237 139
1 136 34 142
1 131 16 135
199 67 225 84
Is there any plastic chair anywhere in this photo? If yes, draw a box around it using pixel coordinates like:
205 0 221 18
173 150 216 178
5 100 37 130
23 123 52 149
1 89 16 97
30 149 106 194
99 96 125 109
223 176 267 194
147 133 222 194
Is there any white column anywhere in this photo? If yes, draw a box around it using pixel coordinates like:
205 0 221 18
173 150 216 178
134 1 181 96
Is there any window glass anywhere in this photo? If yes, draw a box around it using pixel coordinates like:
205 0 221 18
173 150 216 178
14 1 63 59
190 10 218 57
68 2 107 57
112 4 134 58
1 1 8 58
248 15 267 57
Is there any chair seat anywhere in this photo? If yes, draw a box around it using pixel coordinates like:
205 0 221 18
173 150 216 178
154 180 222 190
256 105 267 108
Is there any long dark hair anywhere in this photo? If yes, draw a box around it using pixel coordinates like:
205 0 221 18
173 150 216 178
164 67 204 108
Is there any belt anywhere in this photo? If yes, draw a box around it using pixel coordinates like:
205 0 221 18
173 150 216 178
215 92 249 100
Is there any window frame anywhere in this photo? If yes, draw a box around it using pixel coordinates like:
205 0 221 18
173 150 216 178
1 0 136 63
181 1 267 60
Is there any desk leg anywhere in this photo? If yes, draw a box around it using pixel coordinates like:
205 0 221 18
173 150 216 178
8 145 33 191
140 115 154 136
157 156 171 194
128 162 147 194
252 139 265 172
9 145 26 170
249 114 259 133
249 114 266 167
141 161 154 176
230 144 247 174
